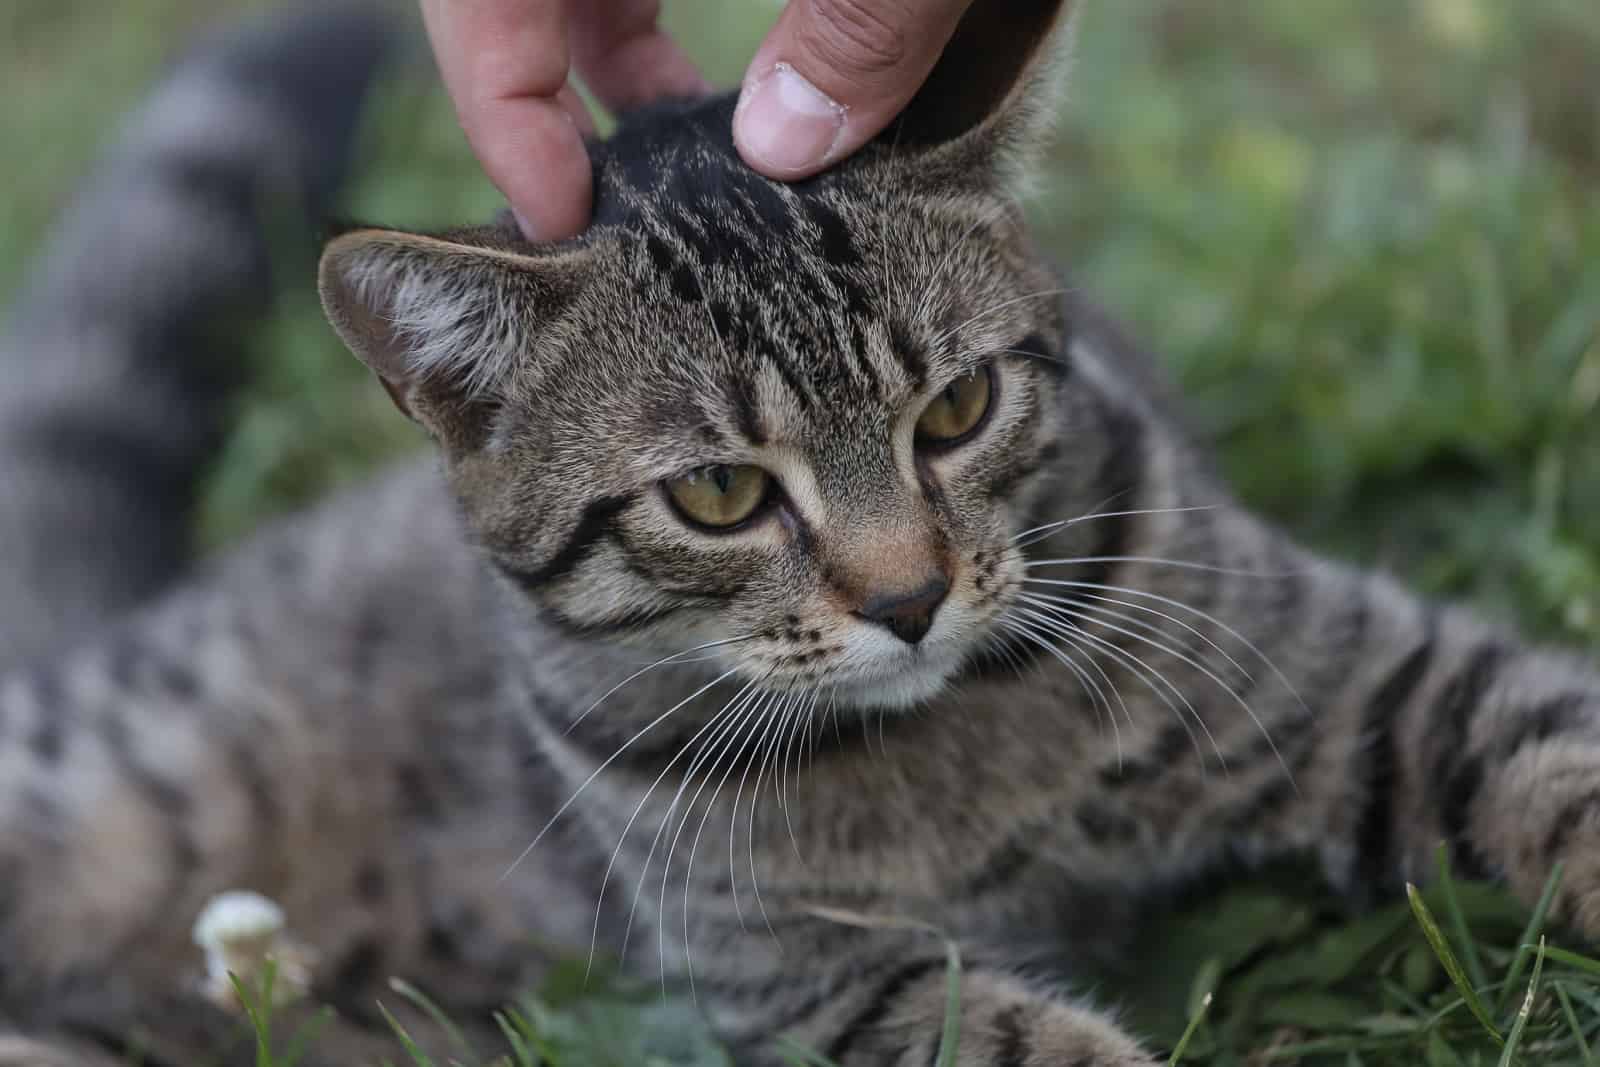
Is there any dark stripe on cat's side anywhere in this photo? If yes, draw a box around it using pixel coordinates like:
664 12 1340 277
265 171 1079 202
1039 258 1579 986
1544 785 1600 868
1428 642 1508 877
495 494 632 590
1491 692 1595 762
961 837 1033 897
991 1004 1032 1067
823 957 945 1062
1350 614 1437 890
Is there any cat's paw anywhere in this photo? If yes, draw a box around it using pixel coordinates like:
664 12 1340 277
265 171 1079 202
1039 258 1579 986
1020 1022 1157 1066
950 993 1157 1066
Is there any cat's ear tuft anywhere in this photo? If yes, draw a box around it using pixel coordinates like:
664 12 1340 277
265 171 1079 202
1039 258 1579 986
890 0 1075 190
318 228 593 447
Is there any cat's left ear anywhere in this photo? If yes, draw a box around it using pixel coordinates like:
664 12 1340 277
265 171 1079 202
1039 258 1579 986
318 227 594 449
888 0 1076 191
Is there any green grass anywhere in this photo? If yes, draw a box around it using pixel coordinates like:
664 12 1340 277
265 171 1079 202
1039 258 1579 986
5 1 1600 1064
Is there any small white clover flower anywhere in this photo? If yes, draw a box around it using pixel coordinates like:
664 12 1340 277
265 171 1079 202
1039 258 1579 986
191 889 318 1010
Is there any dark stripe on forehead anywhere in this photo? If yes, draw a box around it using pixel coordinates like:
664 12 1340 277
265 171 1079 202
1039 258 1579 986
494 494 631 589
890 321 929 390
708 297 817 412
725 375 767 444
848 318 884 400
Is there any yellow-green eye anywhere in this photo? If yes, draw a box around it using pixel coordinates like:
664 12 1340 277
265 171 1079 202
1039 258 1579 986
916 366 993 446
666 464 770 529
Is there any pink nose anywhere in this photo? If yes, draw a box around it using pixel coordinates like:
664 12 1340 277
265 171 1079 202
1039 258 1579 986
855 577 949 645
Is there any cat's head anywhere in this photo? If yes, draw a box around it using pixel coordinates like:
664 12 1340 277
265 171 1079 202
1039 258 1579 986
321 1 1103 710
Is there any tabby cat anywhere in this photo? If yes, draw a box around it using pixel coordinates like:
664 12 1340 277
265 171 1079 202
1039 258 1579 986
5 3 1600 1065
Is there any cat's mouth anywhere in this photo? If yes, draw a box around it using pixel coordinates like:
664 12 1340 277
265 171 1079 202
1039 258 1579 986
805 644 968 710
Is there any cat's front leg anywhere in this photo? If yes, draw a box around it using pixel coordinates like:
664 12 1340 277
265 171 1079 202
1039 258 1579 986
712 928 1154 1066
807 964 1154 1067
1305 590 1600 933
1421 637 1600 934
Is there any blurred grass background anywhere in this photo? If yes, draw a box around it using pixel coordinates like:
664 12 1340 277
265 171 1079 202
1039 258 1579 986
5 0 1600 1062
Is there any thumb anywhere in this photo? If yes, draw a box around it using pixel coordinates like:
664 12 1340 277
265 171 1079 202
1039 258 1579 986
734 0 972 180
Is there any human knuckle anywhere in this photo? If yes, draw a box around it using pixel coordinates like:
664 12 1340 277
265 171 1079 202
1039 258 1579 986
802 0 912 81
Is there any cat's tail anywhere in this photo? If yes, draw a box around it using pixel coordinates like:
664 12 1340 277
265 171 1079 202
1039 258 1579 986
0 4 394 672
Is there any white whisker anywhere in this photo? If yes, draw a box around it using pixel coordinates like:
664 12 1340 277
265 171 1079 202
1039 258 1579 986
1012 506 1219 550
618 676 770 971
1022 591 1291 782
1024 555 1298 578
1023 577 1309 718
730 688 795 941
1023 586 1256 691
776 690 818 862
595 672 763 975
565 634 756 736
999 615 1124 766
930 287 1076 351
1015 600 1216 774
680 689 782 1001
652 684 774 988
502 667 740 882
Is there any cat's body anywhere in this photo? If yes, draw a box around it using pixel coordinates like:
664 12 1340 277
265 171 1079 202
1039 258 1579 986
7 5 1600 1065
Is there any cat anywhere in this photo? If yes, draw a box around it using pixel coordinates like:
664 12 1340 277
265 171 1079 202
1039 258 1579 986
6 2 1600 1065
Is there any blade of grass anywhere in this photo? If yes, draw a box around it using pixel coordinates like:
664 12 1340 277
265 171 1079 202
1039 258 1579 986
1497 861 1564 1017
1436 844 1490 996
377 1001 436 1067
934 935 964 1067
229 960 278 1067
1169 992 1214 1065
1497 936 1546 1067
280 1006 335 1067
493 1010 537 1067
1555 982 1596 1066
1534 945 1600 979
390 977 477 1064
1407 882 1504 1048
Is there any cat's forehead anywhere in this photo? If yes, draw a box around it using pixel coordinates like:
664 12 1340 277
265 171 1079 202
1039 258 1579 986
576 96 1023 404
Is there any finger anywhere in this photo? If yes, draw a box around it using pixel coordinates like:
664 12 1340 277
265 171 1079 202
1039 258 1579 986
421 0 595 240
732 0 972 180
567 0 711 115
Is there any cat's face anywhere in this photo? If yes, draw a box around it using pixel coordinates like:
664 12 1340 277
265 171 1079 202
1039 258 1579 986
320 4 1084 710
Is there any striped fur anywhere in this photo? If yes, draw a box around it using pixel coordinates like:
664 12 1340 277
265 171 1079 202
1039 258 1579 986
6 3 1600 1064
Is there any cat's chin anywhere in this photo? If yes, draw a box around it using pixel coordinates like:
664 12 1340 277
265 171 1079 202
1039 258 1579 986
820 663 960 712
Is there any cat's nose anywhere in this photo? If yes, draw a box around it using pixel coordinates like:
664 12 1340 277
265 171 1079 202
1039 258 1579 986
856 577 949 646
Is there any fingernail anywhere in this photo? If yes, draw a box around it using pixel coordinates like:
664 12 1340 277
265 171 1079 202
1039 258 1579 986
736 63 846 176
511 208 536 241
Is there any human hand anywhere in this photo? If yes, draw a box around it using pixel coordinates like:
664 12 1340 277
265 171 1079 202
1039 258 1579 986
733 0 975 179
424 1 974 240
421 0 707 241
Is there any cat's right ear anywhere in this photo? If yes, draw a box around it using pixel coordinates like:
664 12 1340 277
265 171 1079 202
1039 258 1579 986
890 0 1075 192
318 228 594 449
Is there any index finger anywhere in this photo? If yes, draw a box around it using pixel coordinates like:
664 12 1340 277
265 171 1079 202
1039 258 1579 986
421 0 594 240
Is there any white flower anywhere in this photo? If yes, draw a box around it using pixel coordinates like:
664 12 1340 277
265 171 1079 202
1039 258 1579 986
191 890 318 1010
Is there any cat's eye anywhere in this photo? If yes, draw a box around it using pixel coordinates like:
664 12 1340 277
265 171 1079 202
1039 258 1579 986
666 464 771 530
915 366 993 447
